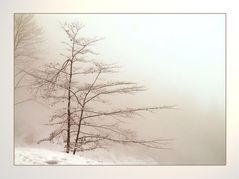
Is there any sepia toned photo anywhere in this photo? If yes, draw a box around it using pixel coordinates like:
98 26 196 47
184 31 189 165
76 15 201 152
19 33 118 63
14 13 225 165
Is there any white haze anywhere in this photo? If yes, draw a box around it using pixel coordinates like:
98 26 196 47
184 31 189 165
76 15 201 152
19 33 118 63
15 14 225 164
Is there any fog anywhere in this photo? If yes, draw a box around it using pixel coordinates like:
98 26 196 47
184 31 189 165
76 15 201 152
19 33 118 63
15 14 225 164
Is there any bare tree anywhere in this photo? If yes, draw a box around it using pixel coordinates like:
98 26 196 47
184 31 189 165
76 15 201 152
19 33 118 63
14 14 43 103
28 22 174 154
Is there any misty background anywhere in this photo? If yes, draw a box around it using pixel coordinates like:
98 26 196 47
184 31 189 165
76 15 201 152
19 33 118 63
15 14 225 164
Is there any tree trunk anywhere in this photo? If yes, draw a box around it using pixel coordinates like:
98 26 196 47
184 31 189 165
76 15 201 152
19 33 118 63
73 106 84 155
66 60 73 153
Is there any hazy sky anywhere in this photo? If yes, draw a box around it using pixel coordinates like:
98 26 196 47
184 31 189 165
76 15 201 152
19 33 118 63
15 14 225 164
35 14 225 108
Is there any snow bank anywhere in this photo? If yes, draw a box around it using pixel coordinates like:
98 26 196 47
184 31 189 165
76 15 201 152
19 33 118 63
15 147 99 165
15 141 161 165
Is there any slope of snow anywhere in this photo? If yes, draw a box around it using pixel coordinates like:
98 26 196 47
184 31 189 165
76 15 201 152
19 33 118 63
15 147 99 165
15 141 162 165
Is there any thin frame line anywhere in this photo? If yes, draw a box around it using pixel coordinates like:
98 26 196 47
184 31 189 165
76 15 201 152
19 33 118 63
13 13 227 166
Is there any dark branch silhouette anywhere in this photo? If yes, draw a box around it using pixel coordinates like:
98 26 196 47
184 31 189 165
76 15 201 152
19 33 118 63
30 22 175 155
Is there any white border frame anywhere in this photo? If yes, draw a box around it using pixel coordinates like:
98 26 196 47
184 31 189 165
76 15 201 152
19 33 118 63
1 0 238 178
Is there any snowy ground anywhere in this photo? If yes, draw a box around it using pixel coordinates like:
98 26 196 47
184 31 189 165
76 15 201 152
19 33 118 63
15 147 99 165
15 143 161 165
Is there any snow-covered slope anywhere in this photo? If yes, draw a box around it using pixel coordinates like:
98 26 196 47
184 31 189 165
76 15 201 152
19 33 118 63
15 142 161 165
15 147 99 165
